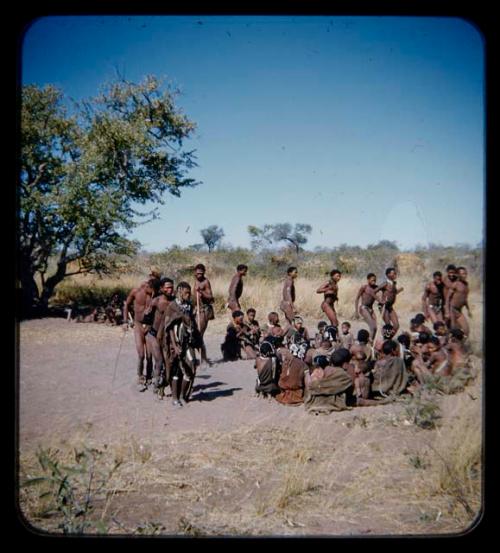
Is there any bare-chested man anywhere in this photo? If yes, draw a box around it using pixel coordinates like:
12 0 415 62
316 269 342 328
280 266 298 324
193 263 215 365
373 267 404 333
123 278 160 387
442 264 458 328
422 271 445 324
447 266 472 337
227 264 248 312
143 277 175 398
354 273 380 340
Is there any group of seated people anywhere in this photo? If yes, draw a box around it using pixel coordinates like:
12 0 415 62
66 293 125 325
220 308 472 414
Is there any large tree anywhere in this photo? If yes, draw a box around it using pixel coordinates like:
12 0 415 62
248 223 312 253
200 225 225 253
19 76 200 314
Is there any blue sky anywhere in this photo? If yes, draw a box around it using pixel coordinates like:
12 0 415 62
22 15 485 252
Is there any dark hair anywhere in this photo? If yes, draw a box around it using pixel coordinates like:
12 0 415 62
341 321 351 328
383 323 395 333
385 267 396 276
237 264 248 272
317 320 328 330
367 273 376 279
433 321 445 330
195 263 206 271
397 334 410 348
246 308 256 315
160 277 174 286
382 340 399 355
177 281 191 291
268 311 279 322
410 318 417 326
450 328 465 341
232 310 244 319
313 355 329 369
331 348 351 367
429 336 441 346
414 313 426 324
433 271 442 278
287 266 297 274
446 264 457 271
418 331 431 344
330 269 341 277
357 329 370 343
148 278 161 292
259 341 276 358
324 325 338 342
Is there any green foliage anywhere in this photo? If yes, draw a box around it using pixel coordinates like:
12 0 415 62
200 225 225 252
21 447 121 534
404 388 442 430
248 223 312 253
20 76 200 311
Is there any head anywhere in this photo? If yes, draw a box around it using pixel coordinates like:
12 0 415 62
428 336 441 353
409 318 418 332
382 323 396 339
292 316 304 330
324 325 338 342
397 333 411 349
146 278 161 296
450 328 465 342
194 263 206 281
331 348 351 367
160 277 174 297
433 321 447 336
317 320 328 333
320 339 333 349
232 310 244 324
341 321 351 335
176 281 192 302
367 272 377 286
385 267 397 280
287 266 298 279
354 350 367 362
246 308 256 322
414 313 426 326
313 355 329 369
357 329 370 344
457 266 468 281
237 264 248 276
433 271 443 285
268 311 280 325
417 331 431 345
382 340 399 357
330 269 342 282
446 264 457 281
259 340 276 358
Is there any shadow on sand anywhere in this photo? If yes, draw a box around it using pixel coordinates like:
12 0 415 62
192 387 243 402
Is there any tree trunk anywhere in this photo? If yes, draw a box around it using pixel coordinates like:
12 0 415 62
39 259 68 311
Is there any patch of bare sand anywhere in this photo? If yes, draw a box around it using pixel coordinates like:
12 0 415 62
17 318 482 536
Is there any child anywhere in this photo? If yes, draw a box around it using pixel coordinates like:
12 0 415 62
246 308 262 347
339 321 354 351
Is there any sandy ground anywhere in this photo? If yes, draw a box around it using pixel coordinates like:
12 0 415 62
17 318 482 537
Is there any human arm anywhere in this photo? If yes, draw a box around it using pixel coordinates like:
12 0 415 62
316 281 331 294
422 284 431 319
123 289 136 329
353 286 364 319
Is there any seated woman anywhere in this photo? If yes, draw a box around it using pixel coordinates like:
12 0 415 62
254 339 281 398
221 310 257 361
